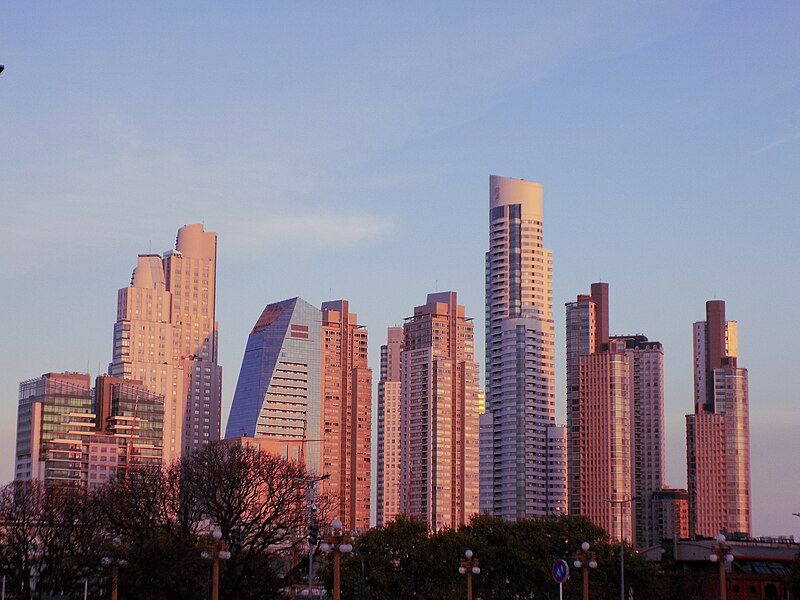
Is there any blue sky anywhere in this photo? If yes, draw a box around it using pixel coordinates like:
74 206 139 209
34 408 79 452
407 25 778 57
1 2 798 536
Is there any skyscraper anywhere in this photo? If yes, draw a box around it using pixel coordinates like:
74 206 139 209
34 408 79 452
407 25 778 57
163 225 222 457
109 224 221 462
481 175 564 520
400 292 479 530
225 297 371 530
686 301 751 537
321 300 371 532
376 326 403 527
613 334 665 548
225 297 323 473
566 284 665 546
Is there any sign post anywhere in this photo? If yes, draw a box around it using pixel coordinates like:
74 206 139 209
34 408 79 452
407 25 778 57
552 559 570 600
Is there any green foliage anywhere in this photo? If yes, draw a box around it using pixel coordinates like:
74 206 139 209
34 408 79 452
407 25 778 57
324 515 665 600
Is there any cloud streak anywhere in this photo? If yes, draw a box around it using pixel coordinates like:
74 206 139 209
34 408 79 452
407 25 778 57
751 130 800 155
221 211 393 253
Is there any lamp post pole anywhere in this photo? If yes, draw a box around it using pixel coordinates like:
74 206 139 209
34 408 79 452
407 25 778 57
708 533 734 600
201 525 231 600
606 496 638 600
573 542 598 600
320 518 353 600
458 550 480 600
101 536 126 600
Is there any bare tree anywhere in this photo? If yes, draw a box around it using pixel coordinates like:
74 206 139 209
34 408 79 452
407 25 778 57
181 442 318 551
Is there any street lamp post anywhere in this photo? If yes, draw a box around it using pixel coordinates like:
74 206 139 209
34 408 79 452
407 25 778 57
320 518 353 600
458 549 480 600
101 536 127 600
708 533 734 600
201 526 231 600
573 542 598 600
606 496 638 600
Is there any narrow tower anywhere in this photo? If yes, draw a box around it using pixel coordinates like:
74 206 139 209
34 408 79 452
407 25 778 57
376 327 404 527
321 300 372 532
482 175 563 519
400 292 480 529
686 301 751 537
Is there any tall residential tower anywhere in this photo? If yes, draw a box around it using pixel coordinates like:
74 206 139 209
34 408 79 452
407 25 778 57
400 292 480 530
376 327 404 527
321 300 372 532
566 284 664 546
109 224 221 462
481 175 565 520
686 300 751 537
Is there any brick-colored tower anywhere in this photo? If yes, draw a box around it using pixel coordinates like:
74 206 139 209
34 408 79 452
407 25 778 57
321 300 372 532
377 326 403 527
686 301 751 537
400 292 480 530
567 283 665 546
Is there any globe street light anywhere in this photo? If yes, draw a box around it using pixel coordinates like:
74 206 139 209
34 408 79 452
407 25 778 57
459 549 480 600
201 526 231 600
101 536 127 600
573 542 598 600
321 518 354 600
709 533 734 600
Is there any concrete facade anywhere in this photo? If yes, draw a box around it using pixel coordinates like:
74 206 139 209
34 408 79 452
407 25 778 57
400 292 480 530
321 300 371 532
376 326 403 527
109 224 221 462
686 301 751 537
566 284 666 546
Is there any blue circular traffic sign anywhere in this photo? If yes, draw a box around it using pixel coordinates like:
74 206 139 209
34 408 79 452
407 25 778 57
552 559 570 583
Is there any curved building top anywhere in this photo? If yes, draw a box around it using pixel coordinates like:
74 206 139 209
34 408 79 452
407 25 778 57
489 174 543 218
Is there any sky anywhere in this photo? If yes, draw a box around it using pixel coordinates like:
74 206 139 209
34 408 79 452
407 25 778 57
1 2 798 537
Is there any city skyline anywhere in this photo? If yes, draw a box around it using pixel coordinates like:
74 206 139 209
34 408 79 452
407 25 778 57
2 3 799 538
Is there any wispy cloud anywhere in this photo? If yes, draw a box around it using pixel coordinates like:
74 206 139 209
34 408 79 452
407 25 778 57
751 130 800 155
222 211 393 253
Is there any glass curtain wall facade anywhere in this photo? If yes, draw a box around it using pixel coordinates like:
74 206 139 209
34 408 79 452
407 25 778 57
225 297 323 474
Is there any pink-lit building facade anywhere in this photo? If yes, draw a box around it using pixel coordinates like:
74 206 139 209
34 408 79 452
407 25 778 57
566 283 665 546
481 175 566 520
376 326 403 527
652 488 690 543
400 292 480 530
686 300 751 537
321 300 372 532
109 224 222 462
